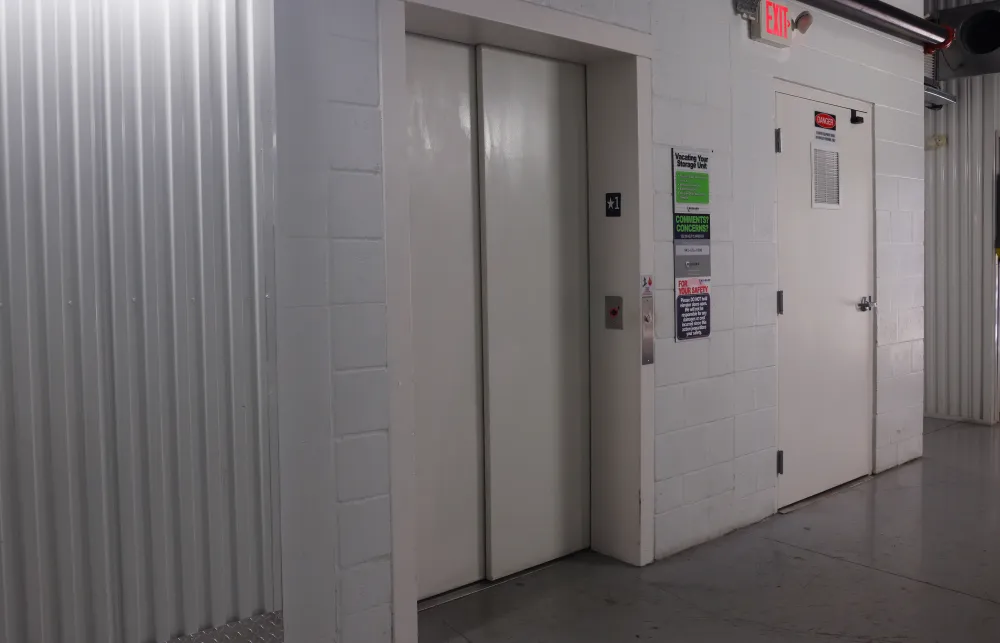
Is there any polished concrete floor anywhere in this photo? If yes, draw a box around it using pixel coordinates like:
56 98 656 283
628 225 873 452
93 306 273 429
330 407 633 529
420 421 1000 642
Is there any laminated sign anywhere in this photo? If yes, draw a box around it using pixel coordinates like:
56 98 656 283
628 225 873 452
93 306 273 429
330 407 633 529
674 213 711 241
675 277 711 341
672 148 712 215
672 147 712 341
814 111 837 143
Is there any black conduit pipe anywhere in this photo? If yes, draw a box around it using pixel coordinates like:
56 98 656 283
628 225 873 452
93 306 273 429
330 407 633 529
797 0 954 51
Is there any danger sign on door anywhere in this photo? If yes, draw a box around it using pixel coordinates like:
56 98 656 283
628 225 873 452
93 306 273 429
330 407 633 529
814 111 837 143
814 112 836 130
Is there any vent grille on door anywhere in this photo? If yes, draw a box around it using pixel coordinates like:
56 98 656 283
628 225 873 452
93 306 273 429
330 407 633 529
812 144 841 208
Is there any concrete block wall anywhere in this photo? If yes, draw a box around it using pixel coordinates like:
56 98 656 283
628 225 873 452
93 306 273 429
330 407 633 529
275 0 392 641
646 0 926 558
521 0 653 33
273 0 926 638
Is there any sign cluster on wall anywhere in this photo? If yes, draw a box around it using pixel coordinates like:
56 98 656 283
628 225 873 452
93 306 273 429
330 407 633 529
672 148 713 341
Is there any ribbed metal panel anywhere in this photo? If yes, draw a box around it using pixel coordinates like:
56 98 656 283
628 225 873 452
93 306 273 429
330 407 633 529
0 1 279 642
925 0 1000 423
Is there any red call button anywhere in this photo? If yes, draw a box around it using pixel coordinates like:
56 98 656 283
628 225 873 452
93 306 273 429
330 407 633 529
610 307 620 318
765 0 791 39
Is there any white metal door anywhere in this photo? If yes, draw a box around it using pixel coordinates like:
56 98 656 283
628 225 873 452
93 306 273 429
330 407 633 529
776 89 875 508
478 47 591 579
407 36 486 599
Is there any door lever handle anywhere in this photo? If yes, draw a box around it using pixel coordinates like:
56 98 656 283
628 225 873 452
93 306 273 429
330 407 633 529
857 295 875 312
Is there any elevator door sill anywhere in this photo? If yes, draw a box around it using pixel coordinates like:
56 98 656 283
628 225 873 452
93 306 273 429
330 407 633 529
418 554 576 612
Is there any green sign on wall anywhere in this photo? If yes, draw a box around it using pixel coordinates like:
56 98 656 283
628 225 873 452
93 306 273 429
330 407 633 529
673 213 711 240
672 148 712 215
675 171 710 205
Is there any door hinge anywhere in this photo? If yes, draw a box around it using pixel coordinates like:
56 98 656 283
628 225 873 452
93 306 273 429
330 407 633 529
777 290 784 315
777 450 784 475
775 128 782 153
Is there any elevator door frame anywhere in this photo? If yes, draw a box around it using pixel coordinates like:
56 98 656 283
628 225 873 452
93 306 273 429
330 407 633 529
383 2 657 640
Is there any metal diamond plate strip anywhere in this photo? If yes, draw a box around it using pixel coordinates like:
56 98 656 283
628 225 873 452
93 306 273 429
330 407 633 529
168 611 283 643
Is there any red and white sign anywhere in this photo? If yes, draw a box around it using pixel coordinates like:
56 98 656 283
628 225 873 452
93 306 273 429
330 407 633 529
751 0 794 48
676 277 710 297
675 277 712 341
815 112 837 130
641 274 654 298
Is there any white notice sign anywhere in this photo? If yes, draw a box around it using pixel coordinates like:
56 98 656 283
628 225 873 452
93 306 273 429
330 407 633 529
641 274 654 298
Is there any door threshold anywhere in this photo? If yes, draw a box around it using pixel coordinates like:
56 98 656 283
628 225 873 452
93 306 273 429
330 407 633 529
417 555 572 612
778 474 872 514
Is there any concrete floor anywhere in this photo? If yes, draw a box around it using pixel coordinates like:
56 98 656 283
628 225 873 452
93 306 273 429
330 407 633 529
923 416 961 435
420 422 1000 642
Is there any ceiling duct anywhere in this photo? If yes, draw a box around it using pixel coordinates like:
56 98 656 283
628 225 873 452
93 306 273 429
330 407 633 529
935 1 1000 80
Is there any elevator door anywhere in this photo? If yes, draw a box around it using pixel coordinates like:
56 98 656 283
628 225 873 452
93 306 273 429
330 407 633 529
407 38 590 598
408 36 486 600
478 47 590 580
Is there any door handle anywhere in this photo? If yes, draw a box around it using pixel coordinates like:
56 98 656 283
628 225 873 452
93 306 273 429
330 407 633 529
857 295 876 312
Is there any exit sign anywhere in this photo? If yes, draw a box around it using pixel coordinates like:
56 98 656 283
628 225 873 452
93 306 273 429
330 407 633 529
751 0 794 48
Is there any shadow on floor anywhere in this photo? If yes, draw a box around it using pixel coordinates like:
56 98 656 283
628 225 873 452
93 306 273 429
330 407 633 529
421 422 1000 642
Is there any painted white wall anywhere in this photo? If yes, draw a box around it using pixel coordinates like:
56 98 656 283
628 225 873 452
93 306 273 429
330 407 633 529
274 1 392 642
519 0 654 32
647 0 926 557
273 0 926 640
587 57 655 566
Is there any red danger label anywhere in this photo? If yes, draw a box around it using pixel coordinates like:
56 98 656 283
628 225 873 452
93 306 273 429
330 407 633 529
815 112 837 130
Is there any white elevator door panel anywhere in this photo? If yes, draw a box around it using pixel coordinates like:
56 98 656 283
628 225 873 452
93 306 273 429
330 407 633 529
478 47 591 580
776 91 875 508
407 35 486 599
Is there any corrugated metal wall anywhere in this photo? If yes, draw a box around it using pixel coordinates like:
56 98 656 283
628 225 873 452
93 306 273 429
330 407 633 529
0 1 279 642
924 0 1000 423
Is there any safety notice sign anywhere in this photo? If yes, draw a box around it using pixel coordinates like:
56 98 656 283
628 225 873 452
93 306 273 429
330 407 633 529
672 147 712 340
672 148 713 215
641 274 654 298
675 277 711 341
814 111 837 143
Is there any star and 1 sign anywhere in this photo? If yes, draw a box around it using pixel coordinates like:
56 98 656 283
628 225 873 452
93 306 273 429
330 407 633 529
606 193 621 217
